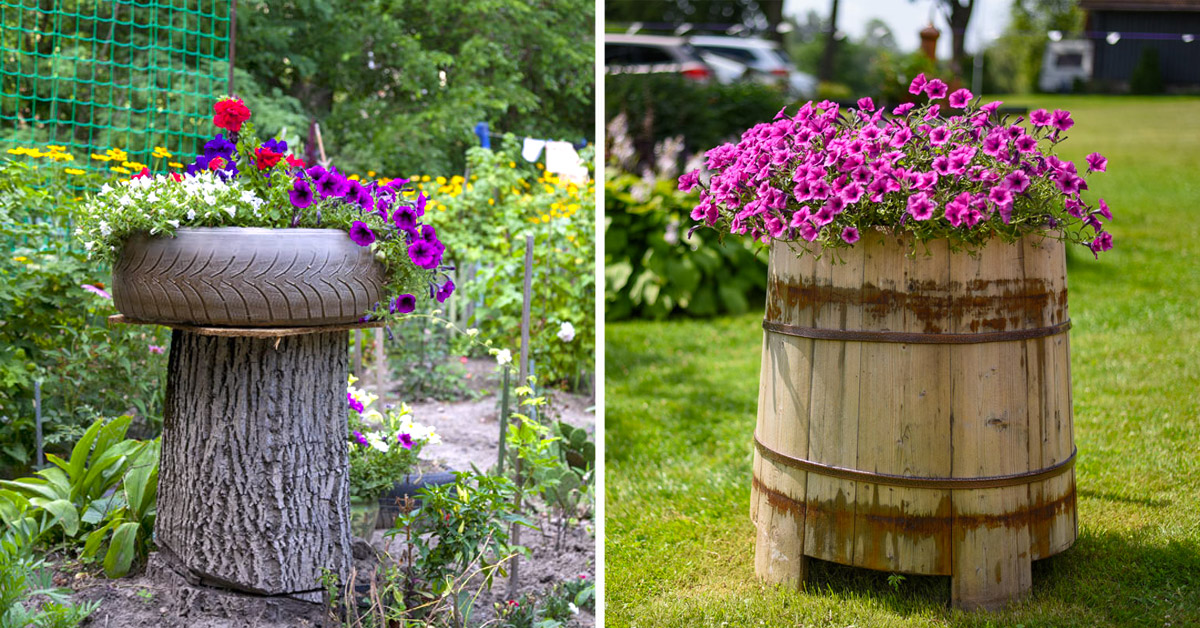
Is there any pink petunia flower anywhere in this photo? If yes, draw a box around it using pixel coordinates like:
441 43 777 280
924 79 948 100
841 226 860 244
1029 109 1052 127
1086 152 1108 173
948 88 973 109
906 193 937 221
908 73 928 95
1051 109 1074 131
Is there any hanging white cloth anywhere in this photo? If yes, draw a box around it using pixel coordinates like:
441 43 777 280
522 137 547 162
544 141 589 183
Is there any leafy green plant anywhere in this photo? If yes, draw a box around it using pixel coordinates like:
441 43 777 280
494 576 595 628
605 168 767 320
80 439 158 578
0 533 99 627
0 415 158 577
391 470 532 627
426 138 595 390
0 158 168 471
387 315 475 402
346 379 439 502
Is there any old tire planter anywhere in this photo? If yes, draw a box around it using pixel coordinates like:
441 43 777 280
376 470 458 528
113 227 388 327
115 227 388 600
750 234 1077 611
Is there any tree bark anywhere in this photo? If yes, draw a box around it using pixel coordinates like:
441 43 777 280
157 329 351 597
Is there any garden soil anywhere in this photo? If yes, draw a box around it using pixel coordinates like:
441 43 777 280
68 358 596 627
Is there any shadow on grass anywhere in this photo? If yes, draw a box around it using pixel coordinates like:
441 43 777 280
790 524 1200 626
1078 488 1172 509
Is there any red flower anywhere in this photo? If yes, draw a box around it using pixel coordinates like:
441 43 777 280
213 97 251 133
255 147 282 170
285 154 305 168
208 157 225 171
130 167 150 180
170 172 183 182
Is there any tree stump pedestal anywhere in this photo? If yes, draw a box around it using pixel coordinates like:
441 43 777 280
112 316 381 601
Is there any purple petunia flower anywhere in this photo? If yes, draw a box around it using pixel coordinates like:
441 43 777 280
1086 152 1108 173
290 179 314 208
397 433 414 450
435 278 455 303
203 134 236 160
892 102 915 116
393 205 419 234
906 193 936 221
856 97 875 112
840 226 860 244
415 191 428 216
348 394 364 414
349 220 375 246
316 170 349 198
408 239 441 269
392 293 416 314
1090 231 1113 254
1003 170 1031 194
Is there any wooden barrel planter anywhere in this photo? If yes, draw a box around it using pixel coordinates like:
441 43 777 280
111 227 389 601
749 234 1077 611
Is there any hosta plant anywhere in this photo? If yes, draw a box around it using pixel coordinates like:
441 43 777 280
681 74 1115 256
74 97 455 320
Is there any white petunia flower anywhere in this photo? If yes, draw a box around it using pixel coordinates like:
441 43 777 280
557 322 576 343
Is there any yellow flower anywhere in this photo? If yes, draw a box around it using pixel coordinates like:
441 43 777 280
543 185 554 194
435 176 446 185
152 146 172 158
567 203 580 212
508 161 516 168
487 198 495 206
421 175 431 182
47 144 66 151
50 153 74 162
5 148 27 155
110 166 130 174
64 168 85 175
536 162 544 170
348 174 361 181
25 149 45 158
168 161 183 168
367 171 376 177
12 256 29 263
470 175 478 180
90 153 112 161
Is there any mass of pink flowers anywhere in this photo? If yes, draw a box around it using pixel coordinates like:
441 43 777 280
679 74 1114 256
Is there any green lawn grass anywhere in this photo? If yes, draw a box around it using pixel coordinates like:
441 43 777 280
604 95 1200 627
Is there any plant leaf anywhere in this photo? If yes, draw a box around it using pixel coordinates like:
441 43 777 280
103 521 140 577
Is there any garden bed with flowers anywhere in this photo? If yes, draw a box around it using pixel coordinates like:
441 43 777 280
1 97 595 628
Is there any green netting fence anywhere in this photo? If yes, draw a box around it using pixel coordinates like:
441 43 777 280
1 0 231 175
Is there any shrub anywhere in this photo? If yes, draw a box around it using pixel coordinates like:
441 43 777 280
0 158 168 472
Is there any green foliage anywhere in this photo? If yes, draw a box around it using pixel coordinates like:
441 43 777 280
0 416 158 578
494 575 595 628
605 171 767 320
237 0 594 176
387 316 474 402
1130 48 1165 95
0 160 168 470
391 470 532 624
0 536 98 628
427 139 595 389
604 74 788 169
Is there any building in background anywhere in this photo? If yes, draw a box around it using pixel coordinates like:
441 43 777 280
1081 0 1200 91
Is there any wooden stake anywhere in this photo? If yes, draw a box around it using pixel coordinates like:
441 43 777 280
519 235 534 383
374 328 386 408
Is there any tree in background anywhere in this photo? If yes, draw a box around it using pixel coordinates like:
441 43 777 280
984 0 1085 93
606 0 781 38
787 11 902 99
237 0 593 176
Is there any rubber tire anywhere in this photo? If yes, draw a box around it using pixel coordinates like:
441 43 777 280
113 227 388 327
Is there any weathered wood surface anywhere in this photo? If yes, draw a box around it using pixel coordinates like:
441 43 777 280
750 234 1076 610
157 329 352 596
109 313 384 337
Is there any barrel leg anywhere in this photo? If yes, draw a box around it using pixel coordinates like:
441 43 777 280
751 456 808 588
951 486 1032 610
